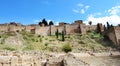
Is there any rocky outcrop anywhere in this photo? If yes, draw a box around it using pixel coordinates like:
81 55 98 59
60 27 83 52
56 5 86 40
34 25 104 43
43 53 90 66
63 54 90 66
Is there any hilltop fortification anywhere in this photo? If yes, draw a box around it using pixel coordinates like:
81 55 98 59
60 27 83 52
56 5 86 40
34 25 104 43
0 20 120 47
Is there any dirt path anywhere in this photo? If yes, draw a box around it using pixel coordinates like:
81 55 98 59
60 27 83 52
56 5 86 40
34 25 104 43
79 56 120 66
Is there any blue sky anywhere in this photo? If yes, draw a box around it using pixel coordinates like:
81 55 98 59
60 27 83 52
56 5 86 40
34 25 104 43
0 0 120 25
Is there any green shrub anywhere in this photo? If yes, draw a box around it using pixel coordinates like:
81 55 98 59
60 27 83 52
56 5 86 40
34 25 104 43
16 30 19 32
40 38 42 42
32 38 35 42
87 30 93 33
6 32 16 36
36 40 38 42
87 30 104 40
45 38 48 40
23 36 28 40
3 47 16 51
38 35 41 37
28 34 34 37
62 43 72 53
45 43 48 46
23 45 34 50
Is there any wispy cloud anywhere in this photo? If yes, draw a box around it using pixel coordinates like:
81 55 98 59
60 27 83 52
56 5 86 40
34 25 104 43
85 5 90 10
108 5 120 15
34 19 41 24
55 21 59 25
81 9 85 14
77 3 84 7
73 3 90 14
72 9 79 13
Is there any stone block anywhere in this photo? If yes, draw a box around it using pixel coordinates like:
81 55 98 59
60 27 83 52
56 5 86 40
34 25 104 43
11 56 18 66
0 63 2 66
3 63 10 66
0 56 11 63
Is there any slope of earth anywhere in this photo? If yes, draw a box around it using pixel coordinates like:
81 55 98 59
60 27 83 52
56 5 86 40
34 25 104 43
0 30 115 52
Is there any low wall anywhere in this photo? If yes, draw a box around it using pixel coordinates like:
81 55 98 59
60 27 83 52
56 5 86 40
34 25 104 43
0 51 41 66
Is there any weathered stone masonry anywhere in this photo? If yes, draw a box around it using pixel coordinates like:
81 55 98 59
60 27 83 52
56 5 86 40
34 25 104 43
0 20 120 47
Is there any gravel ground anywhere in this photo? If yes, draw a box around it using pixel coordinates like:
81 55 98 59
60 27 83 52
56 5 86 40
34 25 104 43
79 56 120 66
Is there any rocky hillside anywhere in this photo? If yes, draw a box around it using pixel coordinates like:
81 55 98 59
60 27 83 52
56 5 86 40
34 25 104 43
0 30 114 52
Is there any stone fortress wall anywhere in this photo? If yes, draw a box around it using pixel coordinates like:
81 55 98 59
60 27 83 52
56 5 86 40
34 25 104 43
0 20 120 47
103 26 120 47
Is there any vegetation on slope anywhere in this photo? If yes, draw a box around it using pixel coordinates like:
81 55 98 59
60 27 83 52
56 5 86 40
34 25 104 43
0 30 113 52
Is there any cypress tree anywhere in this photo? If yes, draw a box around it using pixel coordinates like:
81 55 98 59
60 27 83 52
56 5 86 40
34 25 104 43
49 21 54 25
107 22 110 29
62 31 65 41
55 29 59 39
104 25 106 31
89 21 92 25
42 18 48 26
38 22 42 26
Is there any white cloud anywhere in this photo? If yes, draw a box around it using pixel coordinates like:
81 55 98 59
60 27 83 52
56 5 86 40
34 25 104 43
73 9 79 13
77 3 84 7
88 13 101 17
47 19 52 22
108 5 120 15
81 9 85 14
85 5 90 10
85 15 120 26
85 5 120 26
34 20 41 23
55 21 59 25
73 3 90 14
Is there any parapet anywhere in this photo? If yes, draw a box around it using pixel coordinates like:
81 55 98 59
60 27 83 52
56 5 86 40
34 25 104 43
73 20 83 25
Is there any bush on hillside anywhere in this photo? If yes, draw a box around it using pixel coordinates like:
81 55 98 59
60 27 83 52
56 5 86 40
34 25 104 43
87 30 104 40
62 43 72 53
3 47 16 51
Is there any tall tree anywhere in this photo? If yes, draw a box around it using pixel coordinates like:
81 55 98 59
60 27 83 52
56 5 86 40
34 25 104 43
107 22 110 29
104 25 106 31
64 25 66 35
42 18 48 26
111 24 113 27
89 21 92 25
49 21 54 25
38 22 42 26
62 31 65 41
118 24 120 27
49 21 54 36
49 25 51 36
55 29 59 39
97 23 101 33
